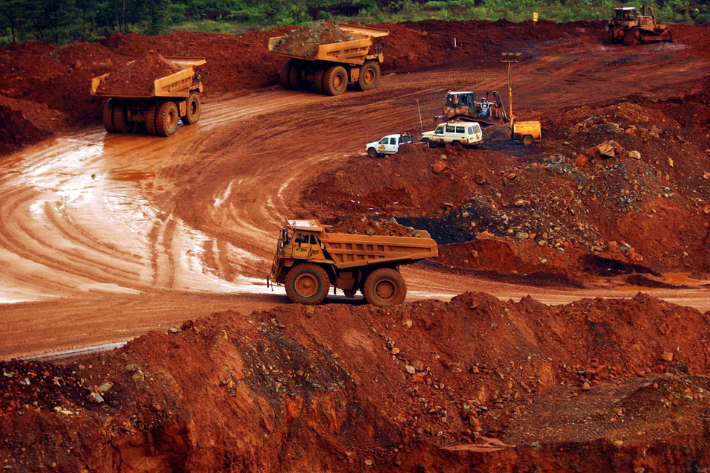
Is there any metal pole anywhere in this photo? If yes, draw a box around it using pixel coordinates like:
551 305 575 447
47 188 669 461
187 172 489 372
508 62 513 139
417 99 424 135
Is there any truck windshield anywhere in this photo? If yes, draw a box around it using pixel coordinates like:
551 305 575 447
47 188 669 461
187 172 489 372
435 126 444 134
379 137 389 144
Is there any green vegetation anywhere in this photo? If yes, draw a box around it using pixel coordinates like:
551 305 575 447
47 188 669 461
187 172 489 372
0 0 703 46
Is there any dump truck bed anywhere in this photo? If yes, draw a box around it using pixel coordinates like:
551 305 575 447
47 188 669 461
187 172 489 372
268 25 389 65
319 231 438 269
90 56 206 99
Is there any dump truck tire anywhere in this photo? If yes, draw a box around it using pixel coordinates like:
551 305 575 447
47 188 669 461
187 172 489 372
357 61 380 91
181 93 201 125
145 105 158 135
523 135 534 146
103 99 116 133
314 68 326 93
288 63 304 90
112 102 133 134
363 268 407 307
285 263 330 305
156 101 179 137
280 60 293 90
323 65 348 96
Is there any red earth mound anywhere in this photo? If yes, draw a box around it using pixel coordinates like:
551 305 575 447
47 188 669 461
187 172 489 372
271 20 354 58
0 95 67 155
96 51 182 96
1 293 709 470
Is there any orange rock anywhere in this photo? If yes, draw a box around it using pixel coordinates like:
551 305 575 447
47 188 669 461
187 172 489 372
575 155 590 167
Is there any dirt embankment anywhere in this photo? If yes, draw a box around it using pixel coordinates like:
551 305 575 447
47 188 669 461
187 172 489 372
1 293 710 470
302 84 710 278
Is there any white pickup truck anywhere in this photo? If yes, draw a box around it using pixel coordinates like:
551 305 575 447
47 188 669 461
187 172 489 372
421 121 483 148
366 133 415 157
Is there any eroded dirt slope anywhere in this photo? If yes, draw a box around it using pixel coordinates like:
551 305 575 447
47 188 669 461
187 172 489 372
1 293 709 471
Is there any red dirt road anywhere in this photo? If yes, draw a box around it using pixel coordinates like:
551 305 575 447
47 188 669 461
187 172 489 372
1 37 709 359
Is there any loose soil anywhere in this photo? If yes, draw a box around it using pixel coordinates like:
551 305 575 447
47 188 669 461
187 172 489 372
327 215 418 236
96 51 182 96
2 294 709 471
271 20 354 58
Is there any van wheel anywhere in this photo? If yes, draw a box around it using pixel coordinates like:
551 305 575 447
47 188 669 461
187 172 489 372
363 268 407 307
285 263 330 305
367 147 378 158
523 135 534 146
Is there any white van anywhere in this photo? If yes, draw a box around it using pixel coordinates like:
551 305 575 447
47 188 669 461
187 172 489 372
421 121 483 147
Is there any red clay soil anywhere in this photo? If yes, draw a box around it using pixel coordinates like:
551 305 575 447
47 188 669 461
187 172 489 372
302 84 710 277
1 293 710 470
271 20 354 58
328 215 418 236
0 95 67 155
96 51 182 96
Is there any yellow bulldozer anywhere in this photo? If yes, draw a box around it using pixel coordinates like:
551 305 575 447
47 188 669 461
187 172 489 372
609 5 673 45
434 90 509 127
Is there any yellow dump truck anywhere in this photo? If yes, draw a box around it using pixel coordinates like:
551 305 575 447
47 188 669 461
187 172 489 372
268 25 389 96
90 57 206 137
268 219 438 306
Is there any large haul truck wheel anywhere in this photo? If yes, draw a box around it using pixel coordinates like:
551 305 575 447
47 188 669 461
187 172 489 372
103 99 116 133
289 62 304 90
145 105 158 135
285 263 330 305
314 68 326 93
156 101 179 137
181 92 201 125
112 101 133 133
363 268 407 307
323 66 348 96
280 60 293 90
357 61 380 91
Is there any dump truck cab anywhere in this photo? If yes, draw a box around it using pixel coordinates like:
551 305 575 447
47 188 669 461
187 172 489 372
268 219 437 307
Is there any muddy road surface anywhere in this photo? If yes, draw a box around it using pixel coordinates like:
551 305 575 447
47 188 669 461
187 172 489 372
1 38 709 359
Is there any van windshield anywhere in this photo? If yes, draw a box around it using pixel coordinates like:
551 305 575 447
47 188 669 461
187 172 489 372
435 126 444 134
